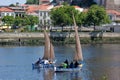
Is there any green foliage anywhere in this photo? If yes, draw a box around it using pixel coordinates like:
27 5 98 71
26 0 39 4
50 5 80 27
76 12 87 27
86 5 111 27
9 4 16 7
62 2 69 6
26 15 39 26
2 15 39 31
2 16 14 26
14 17 23 26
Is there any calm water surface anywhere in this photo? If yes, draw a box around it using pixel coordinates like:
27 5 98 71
0 44 120 80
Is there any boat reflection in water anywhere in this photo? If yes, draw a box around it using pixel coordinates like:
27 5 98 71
43 69 54 80
33 68 83 80
54 71 83 80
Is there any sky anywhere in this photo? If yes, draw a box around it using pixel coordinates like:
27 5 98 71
0 0 26 6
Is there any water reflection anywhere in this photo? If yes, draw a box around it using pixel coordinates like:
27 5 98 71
34 68 84 80
0 44 120 80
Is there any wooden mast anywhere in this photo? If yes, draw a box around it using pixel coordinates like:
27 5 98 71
73 14 83 61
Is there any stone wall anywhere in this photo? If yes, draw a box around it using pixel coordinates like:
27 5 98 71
0 32 120 40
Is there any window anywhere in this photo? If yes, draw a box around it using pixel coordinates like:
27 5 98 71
44 20 46 24
48 19 50 24
7 13 9 16
40 20 42 24
1 13 4 17
44 12 46 16
40 12 42 16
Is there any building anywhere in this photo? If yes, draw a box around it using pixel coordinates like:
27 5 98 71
38 4 54 29
0 7 15 18
0 5 27 18
106 10 120 21
10 6 27 17
94 0 120 11
39 0 50 4
26 4 54 29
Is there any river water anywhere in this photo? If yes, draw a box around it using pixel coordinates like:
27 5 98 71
0 44 120 80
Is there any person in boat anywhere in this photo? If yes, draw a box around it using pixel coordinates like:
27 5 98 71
42 59 49 64
35 60 39 65
64 59 69 68
62 63 67 68
74 61 79 68
49 60 53 64
35 58 41 65
69 61 74 68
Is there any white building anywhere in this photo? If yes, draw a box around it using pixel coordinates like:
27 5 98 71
38 4 54 28
0 7 15 18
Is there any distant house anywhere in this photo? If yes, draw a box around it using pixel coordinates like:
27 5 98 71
26 4 54 29
26 5 39 16
38 4 54 29
106 10 120 21
0 5 27 18
74 6 84 12
10 6 27 17
0 7 15 18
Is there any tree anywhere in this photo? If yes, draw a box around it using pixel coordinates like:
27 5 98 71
76 12 87 27
14 17 23 26
26 0 39 4
2 16 14 26
9 4 16 7
86 5 111 30
50 5 80 31
26 15 39 31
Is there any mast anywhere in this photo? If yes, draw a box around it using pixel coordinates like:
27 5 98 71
73 14 83 61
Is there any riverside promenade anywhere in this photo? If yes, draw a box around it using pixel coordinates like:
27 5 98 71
0 32 120 39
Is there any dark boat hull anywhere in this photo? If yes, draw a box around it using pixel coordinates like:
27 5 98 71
32 63 55 69
54 67 82 72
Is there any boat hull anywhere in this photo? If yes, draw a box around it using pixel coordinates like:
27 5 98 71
54 67 82 72
32 63 55 69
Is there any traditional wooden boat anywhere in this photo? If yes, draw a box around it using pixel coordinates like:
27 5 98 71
32 30 55 69
54 14 83 72
54 64 83 72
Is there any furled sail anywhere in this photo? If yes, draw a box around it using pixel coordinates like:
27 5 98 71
49 43 55 61
42 30 50 60
42 30 55 61
73 14 83 61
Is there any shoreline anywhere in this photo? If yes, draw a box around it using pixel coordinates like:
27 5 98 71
0 32 120 46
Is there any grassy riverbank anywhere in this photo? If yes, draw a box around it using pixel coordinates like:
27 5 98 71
0 37 120 46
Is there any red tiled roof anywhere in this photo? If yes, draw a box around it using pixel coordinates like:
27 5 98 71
0 7 14 12
27 5 39 13
107 10 120 16
38 4 52 10
26 4 53 13
74 6 80 8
